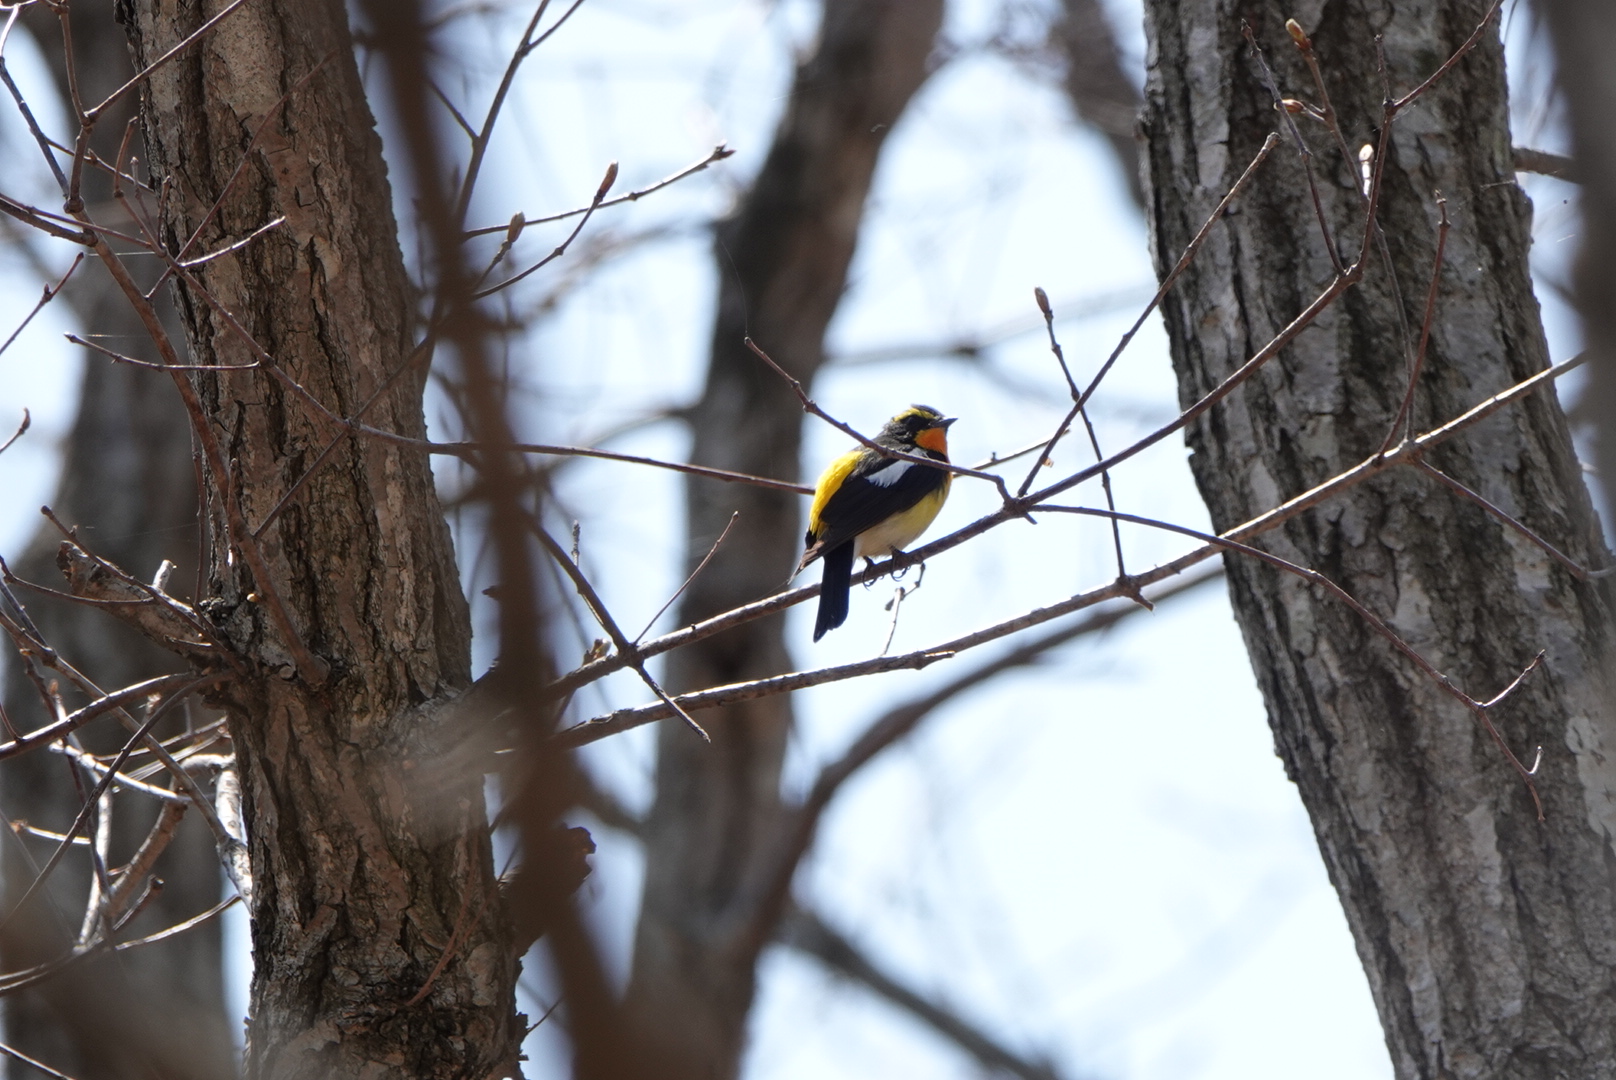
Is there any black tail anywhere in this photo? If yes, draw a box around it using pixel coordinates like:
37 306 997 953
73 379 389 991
813 542 854 641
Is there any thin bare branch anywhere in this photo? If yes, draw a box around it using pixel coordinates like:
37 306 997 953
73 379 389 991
84 0 253 120
0 678 205 936
635 511 740 643
0 410 28 456
529 513 709 741
777 904 1065 1080
179 215 287 269
0 673 212 762
553 649 957 749
1016 131 1281 497
1380 193 1450 451
1244 21 1344 273
1040 505 1545 816
738 568 1224 960
471 161 618 300
545 353 1583 704
0 1041 84 1080
1389 0 1503 112
1412 457 1613 580
465 144 736 238
744 337 1017 503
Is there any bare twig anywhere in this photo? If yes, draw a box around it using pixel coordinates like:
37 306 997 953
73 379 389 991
1016 132 1281 498
0 678 206 936
545 353 1583 703
553 649 957 748
743 337 1017 503
1040 505 1545 816
1380 193 1450 452
465 145 736 238
0 256 82 359
737 568 1225 960
1389 0 1503 112
83 0 253 121
0 672 217 763
529 514 710 742
777 904 1065 1080
471 160 619 300
1245 21 1344 272
1512 146 1577 181
1034 287 1125 576
635 511 740 643
0 1041 85 1080
1411 457 1613 580
0 410 28 456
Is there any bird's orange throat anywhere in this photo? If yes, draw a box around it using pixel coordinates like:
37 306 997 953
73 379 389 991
915 427 949 456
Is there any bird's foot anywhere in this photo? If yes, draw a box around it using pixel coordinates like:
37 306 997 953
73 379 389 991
886 549 925 581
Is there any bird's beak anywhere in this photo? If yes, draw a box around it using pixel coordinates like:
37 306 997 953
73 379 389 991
940 417 958 428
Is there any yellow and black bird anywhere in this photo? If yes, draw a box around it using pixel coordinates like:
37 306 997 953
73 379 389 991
798 405 956 641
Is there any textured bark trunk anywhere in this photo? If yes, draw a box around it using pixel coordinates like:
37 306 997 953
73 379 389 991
116 2 519 1077
0 9 230 1080
1142 2 1616 1077
622 2 942 1077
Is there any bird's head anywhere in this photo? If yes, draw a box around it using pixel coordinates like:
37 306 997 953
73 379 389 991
879 404 956 454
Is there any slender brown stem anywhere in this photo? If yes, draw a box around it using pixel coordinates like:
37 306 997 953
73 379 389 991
1380 194 1450 452
465 144 735 238
744 337 1016 502
635 511 740 643
1245 21 1344 273
1411 457 1612 580
545 353 1584 701
1016 132 1281 497
0 254 81 359
1389 0 1503 112
1040 505 1545 815
528 513 709 741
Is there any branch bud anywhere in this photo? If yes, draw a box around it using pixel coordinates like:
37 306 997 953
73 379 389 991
596 161 619 202
1286 18 1311 50
1033 286 1052 318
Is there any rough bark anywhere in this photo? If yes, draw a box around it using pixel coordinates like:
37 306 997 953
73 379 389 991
0 8 230 1080
116 2 518 1078
1141 2 1616 1077
622 2 943 1077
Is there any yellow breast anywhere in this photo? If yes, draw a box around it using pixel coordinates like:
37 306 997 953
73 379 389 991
853 479 950 559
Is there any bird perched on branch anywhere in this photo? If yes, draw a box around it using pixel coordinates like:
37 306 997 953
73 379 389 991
798 405 956 641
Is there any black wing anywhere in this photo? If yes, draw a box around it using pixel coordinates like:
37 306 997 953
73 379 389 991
812 455 947 553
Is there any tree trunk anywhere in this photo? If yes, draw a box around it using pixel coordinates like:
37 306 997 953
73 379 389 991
1 8 229 1079
623 2 943 1077
117 2 518 1077
1141 1 1616 1076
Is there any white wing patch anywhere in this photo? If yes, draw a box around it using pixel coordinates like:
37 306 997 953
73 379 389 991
865 460 913 487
